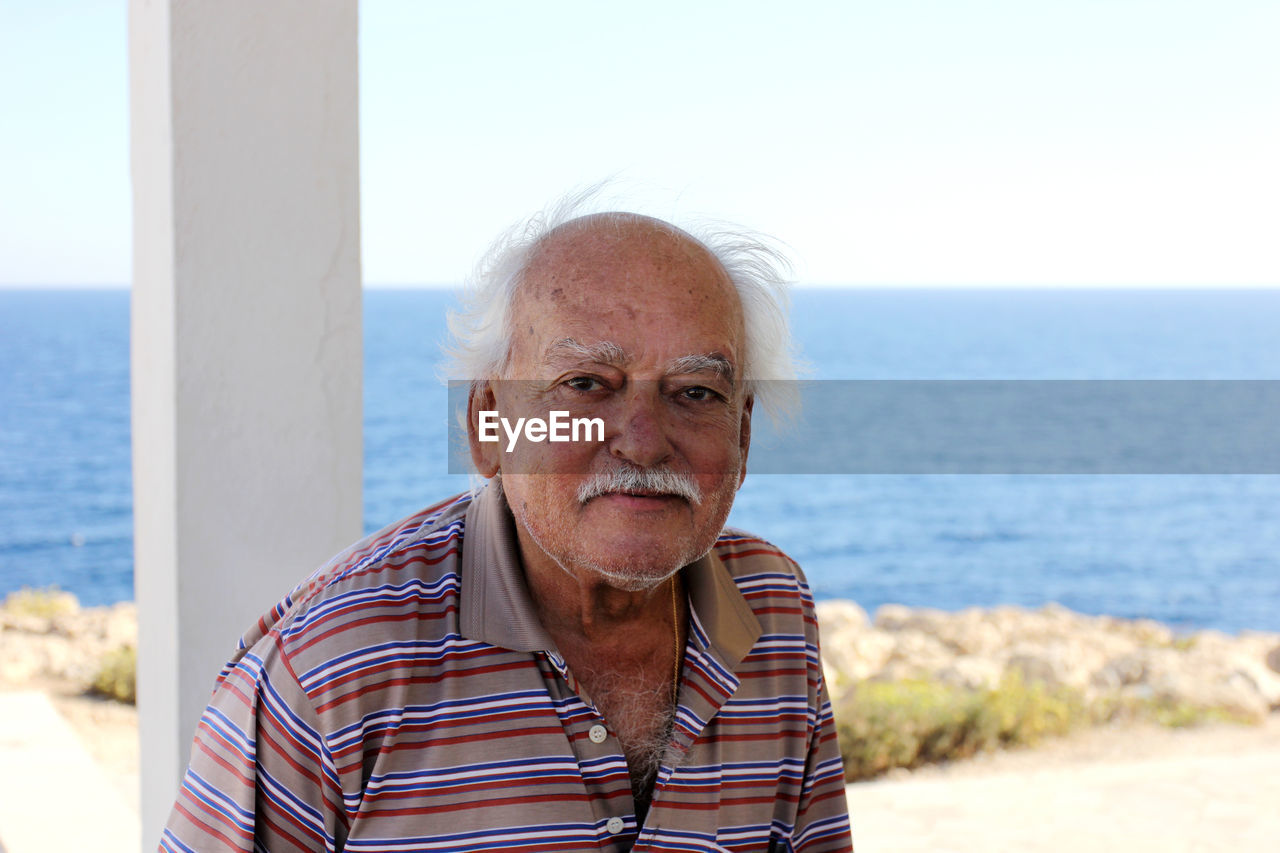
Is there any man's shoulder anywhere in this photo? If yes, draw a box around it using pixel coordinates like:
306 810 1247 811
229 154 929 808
707 529 827 688
295 491 473 605
711 527 817 613
234 492 474 661
713 527 809 583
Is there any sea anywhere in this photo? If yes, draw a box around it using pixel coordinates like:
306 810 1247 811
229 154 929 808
2 287 1278 634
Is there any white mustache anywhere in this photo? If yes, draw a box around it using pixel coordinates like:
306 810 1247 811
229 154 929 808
576 466 702 506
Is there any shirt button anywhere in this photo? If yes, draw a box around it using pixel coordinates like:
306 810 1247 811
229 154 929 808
605 816 625 834
588 724 608 744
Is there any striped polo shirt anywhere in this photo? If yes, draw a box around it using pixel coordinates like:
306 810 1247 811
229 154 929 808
161 485 853 852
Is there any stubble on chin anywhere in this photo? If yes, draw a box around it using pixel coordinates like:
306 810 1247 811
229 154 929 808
512 500 690 592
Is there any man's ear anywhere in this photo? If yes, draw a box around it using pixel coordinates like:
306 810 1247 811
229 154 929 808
467 381 501 478
737 393 753 488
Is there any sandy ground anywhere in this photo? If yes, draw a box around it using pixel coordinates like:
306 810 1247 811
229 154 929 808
0 690 140 853
49 690 142 816
4 685 1278 852
849 715 1280 852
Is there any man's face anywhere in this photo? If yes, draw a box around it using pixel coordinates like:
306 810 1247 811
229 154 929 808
470 215 751 591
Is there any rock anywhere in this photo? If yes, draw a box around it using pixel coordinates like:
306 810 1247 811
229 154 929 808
883 629 955 677
818 601 891 692
1231 656 1280 710
103 603 138 647
816 600 869 635
1099 615 1174 648
1004 640 1103 691
1093 651 1148 691
939 610 1005 656
1140 661 1270 722
1128 619 1175 647
820 628 895 693
871 603 918 632
1 593 138 695
935 655 1004 690
1105 646 1273 722
813 599 1280 724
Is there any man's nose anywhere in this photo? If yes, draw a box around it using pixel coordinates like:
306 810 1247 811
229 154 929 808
608 390 674 469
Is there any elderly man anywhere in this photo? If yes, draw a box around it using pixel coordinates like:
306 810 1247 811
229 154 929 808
160 208 853 852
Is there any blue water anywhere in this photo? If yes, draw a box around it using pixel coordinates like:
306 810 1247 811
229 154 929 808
2 288 1278 632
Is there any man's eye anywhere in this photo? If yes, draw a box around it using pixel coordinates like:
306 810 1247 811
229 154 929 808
565 376 602 392
680 386 720 402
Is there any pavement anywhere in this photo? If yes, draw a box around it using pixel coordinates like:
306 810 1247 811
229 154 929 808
1 689 1277 852
0 692 139 853
846 730 1280 853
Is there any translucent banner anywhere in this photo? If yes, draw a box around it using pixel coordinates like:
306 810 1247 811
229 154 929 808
446 380 1280 474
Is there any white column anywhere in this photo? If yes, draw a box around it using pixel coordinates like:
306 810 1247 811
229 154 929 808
129 1 362 847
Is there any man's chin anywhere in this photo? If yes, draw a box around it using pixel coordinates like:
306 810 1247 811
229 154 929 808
566 533 706 590
583 564 678 593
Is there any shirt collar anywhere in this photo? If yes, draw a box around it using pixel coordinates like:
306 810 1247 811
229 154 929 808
458 482 762 672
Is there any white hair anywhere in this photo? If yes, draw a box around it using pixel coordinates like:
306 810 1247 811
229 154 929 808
443 189 802 423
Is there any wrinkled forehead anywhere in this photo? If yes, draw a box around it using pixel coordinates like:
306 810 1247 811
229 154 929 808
509 214 745 369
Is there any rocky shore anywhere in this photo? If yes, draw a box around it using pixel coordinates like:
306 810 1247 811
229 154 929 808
817 600 1280 722
0 589 137 694
5 589 1279 851
3 588 1279 724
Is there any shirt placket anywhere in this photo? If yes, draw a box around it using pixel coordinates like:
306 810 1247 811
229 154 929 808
631 612 744 852
542 649 642 851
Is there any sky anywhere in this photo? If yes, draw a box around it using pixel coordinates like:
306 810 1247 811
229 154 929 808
1 0 1278 287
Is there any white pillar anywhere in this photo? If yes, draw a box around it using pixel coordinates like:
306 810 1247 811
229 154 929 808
129 1 362 847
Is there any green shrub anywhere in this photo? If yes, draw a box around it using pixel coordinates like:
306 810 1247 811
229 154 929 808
834 675 1090 781
833 672 1260 781
1091 692 1254 729
3 586 78 619
89 645 137 705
